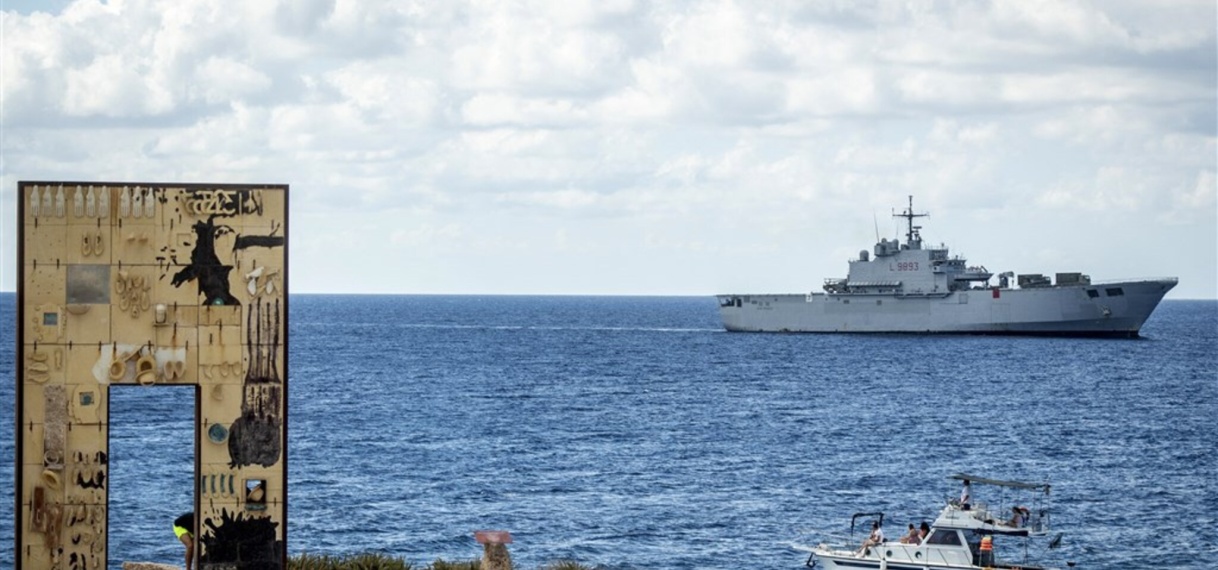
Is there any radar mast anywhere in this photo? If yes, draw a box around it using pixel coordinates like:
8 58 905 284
895 195 928 249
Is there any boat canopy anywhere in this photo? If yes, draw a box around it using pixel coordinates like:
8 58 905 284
951 473 1050 493
935 506 1033 537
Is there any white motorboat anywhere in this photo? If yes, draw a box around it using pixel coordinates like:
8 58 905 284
794 474 1074 570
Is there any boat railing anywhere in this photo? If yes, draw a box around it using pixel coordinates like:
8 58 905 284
793 530 860 553
941 500 1052 536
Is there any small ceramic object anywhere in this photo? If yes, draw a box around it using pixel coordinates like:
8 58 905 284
55 185 65 217
29 185 41 217
42 469 61 489
97 186 109 218
131 186 143 218
108 358 126 381
208 423 229 444
136 355 156 385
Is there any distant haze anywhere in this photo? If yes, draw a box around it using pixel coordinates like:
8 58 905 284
2 1 1214 298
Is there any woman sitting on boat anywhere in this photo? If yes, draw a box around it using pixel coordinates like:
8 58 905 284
857 521 884 556
1007 506 1030 527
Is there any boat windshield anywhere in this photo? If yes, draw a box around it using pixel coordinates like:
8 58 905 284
925 529 962 546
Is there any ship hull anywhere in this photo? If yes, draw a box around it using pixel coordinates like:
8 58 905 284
718 278 1176 337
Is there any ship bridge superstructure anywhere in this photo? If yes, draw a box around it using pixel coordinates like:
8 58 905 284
824 197 992 296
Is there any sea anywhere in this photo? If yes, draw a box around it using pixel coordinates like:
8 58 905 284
0 293 1215 570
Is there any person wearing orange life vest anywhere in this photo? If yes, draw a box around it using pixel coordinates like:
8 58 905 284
979 534 994 567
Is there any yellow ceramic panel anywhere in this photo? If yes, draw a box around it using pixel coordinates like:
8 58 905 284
64 300 112 345
24 184 72 227
108 266 158 340
153 326 199 385
22 382 47 425
69 383 107 426
156 263 211 306
21 425 46 470
23 343 62 387
232 234 287 304
66 223 111 265
163 303 200 328
24 219 68 266
111 228 159 265
200 304 243 327
23 263 67 311
63 344 100 381
256 188 287 222
65 420 108 458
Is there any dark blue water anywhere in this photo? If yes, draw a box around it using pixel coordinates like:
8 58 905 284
1 294 1215 569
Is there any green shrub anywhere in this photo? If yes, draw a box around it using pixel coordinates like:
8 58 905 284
426 560 480 570
540 561 596 570
289 553 342 570
289 553 594 570
289 552 413 570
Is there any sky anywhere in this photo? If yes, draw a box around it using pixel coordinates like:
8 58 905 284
1 0 1215 298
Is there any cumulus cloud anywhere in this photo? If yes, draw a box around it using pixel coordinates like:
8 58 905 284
0 0 1214 296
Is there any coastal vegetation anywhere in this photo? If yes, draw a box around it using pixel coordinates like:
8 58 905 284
288 553 595 570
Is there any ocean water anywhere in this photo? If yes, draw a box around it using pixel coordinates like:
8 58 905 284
0 293 1215 569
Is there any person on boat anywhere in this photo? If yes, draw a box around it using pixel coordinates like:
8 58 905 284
919 521 930 542
900 523 920 544
1007 506 1029 527
858 520 884 556
959 479 972 510
173 512 195 570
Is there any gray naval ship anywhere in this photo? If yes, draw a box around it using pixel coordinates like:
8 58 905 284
717 197 1177 337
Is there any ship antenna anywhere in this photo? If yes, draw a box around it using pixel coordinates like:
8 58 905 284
895 195 929 245
873 211 880 242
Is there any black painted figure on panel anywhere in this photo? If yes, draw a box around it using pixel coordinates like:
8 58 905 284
171 216 240 306
228 300 284 469
200 509 282 570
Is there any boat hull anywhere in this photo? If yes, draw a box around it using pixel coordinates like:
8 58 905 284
718 278 1176 337
797 542 1052 570
806 552 1048 570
